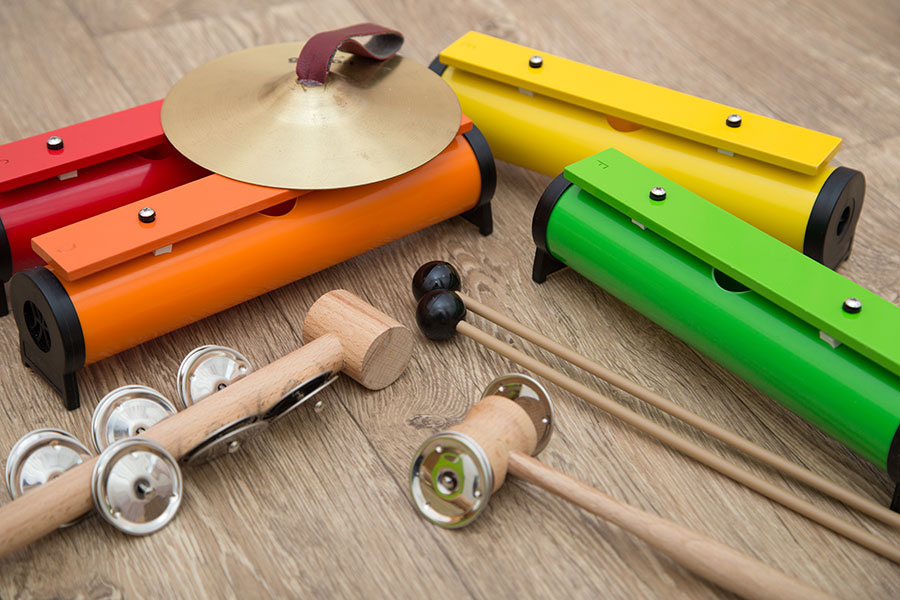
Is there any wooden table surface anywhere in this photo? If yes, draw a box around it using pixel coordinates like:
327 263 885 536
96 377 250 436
1 0 899 597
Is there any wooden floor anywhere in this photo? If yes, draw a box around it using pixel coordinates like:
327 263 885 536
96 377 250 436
1 0 899 597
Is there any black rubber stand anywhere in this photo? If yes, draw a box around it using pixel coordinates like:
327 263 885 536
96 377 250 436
10 268 85 410
460 125 496 237
461 203 493 236
532 248 566 283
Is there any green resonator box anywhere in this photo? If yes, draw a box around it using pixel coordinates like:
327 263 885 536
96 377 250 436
532 148 900 507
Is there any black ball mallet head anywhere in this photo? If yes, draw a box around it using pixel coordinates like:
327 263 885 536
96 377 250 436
411 261 461 301
415 290 466 340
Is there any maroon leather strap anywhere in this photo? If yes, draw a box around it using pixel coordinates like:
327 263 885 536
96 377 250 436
296 23 404 87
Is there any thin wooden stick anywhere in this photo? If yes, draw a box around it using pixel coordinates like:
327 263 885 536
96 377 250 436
457 320 900 564
508 451 835 600
458 292 900 530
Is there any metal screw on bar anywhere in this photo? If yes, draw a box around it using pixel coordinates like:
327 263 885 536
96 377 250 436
842 297 862 314
138 207 157 223
529 55 543 69
649 186 667 201
726 113 743 128
46 136 64 150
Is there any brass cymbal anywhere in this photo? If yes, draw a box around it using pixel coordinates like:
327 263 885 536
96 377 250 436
160 42 461 190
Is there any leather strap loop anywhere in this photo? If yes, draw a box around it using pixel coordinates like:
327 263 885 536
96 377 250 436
296 23 403 87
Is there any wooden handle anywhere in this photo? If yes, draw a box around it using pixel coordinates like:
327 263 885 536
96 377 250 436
0 333 345 559
449 395 537 492
508 452 835 600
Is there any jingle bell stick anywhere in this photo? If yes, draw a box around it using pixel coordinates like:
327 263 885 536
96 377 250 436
410 390 834 600
411 261 900 530
414 289 900 564
0 290 412 558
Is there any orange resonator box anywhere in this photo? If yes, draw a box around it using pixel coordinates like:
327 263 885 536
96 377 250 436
10 121 494 410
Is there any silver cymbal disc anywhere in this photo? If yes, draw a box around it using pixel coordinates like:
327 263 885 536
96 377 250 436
262 371 336 423
409 430 493 529
5 428 93 528
181 417 269 467
481 373 555 455
92 437 183 536
176 345 253 409
5 428 91 497
91 385 178 452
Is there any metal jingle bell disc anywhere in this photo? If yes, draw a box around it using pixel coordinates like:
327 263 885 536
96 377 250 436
91 437 183 536
180 416 269 467
409 431 493 529
160 43 461 190
176 345 253 409
481 373 555 455
263 371 337 423
5 428 91 498
91 385 178 453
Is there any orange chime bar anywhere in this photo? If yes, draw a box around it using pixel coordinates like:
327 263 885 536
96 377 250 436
10 118 494 410
0 100 210 315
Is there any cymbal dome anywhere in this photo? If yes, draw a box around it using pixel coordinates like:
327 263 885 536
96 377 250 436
161 42 461 190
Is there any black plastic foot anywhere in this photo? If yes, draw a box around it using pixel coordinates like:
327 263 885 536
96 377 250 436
460 125 496 237
892 484 900 513
20 340 81 410
532 247 566 283
461 203 493 236
428 56 446 77
10 267 85 411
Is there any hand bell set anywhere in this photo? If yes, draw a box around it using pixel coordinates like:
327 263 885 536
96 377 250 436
1 22 897 598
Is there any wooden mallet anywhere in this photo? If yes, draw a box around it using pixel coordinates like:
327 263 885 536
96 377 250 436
409 377 834 600
0 289 413 558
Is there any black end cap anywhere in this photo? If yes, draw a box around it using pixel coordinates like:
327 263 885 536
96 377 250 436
412 261 461 301
460 125 496 236
416 290 466 340
428 56 447 77
0 213 10 317
803 167 865 269
10 267 85 410
888 422 900 485
531 173 572 283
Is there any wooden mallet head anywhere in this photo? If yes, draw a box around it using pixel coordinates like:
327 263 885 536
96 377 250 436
409 374 554 527
303 289 414 389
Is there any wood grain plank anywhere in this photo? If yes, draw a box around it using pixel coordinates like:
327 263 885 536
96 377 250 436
0 0 899 598
0 1 134 141
629 0 900 142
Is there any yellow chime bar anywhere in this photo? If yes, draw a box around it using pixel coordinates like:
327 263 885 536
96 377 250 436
440 31 840 175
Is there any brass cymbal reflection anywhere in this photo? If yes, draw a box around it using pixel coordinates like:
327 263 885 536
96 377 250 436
161 42 461 190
